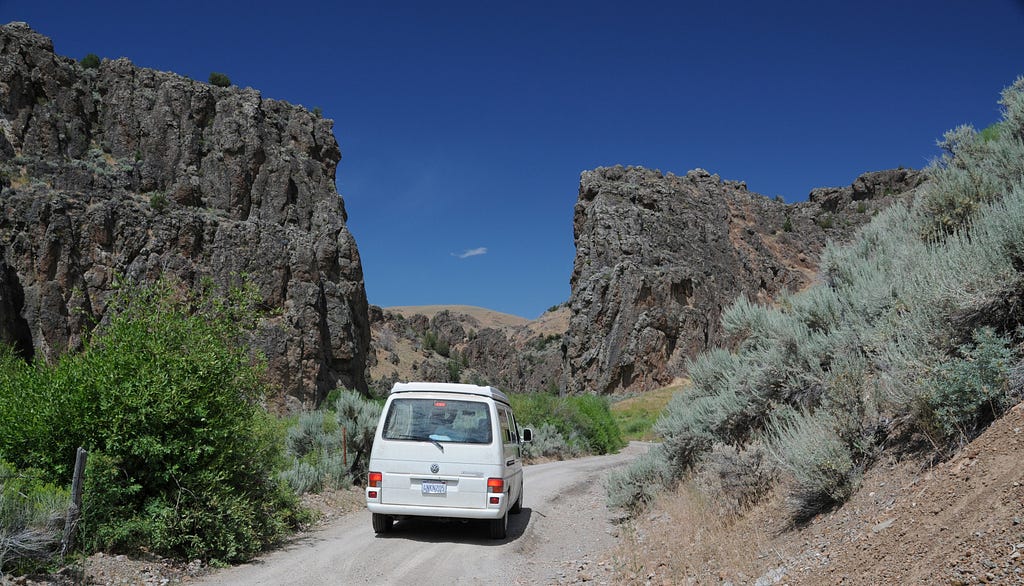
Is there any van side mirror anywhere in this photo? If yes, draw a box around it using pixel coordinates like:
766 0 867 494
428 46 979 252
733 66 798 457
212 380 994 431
521 427 533 443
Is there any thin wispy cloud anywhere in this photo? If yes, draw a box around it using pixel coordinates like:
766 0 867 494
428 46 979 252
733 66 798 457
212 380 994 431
453 247 488 259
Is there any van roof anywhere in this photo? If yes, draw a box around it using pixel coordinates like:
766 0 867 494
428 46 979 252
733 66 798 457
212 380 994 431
389 382 510 405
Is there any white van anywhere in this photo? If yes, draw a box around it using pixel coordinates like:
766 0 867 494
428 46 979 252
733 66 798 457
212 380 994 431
365 382 532 539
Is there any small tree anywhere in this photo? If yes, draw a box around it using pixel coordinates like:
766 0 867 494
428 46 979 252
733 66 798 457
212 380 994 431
208 72 231 87
80 53 100 69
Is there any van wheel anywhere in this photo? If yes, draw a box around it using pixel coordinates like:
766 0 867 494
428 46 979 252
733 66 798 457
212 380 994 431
489 511 508 539
372 513 393 534
511 487 523 514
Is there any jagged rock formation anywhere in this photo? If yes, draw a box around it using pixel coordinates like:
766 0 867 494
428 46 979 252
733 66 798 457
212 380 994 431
563 165 924 395
0 22 369 406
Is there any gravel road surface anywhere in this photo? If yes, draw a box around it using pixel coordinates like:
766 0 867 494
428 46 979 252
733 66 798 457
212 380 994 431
197 442 648 585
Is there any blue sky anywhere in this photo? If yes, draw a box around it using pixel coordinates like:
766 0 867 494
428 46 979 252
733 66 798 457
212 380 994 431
5 1 1024 318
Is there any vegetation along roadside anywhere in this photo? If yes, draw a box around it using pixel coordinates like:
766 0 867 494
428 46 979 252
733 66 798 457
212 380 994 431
607 77 1024 534
0 280 625 579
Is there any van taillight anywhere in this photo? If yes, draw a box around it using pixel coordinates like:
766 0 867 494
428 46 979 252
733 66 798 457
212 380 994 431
368 472 382 488
487 478 504 493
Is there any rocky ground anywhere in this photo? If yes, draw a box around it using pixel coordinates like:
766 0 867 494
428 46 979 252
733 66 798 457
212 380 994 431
4 488 365 586
607 402 1024 585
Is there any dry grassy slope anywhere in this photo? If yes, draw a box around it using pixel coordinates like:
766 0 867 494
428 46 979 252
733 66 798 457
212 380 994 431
368 305 570 390
385 305 530 331
609 402 1024 585
384 304 569 339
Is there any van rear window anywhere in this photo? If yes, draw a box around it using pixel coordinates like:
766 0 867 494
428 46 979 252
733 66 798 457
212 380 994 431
382 399 492 444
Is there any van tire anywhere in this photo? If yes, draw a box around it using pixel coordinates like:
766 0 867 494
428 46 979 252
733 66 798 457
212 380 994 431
489 511 508 539
511 487 523 514
372 513 393 534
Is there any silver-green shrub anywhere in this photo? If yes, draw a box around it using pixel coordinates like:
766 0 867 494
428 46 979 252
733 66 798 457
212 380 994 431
520 423 585 460
693 444 777 516
766 411 860 522
281 389 381 494
608 77 1024 519
605 445 671 513
0 459 68 574
331 389 382 480
917 327 1016 445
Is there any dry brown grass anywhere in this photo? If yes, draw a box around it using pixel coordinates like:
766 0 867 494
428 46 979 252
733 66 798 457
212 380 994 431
385 304 569 336
610 480 790 585
385 305 530 331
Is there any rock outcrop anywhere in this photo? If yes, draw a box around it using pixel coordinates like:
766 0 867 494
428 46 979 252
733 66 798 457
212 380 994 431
0 22 369 405
563 165 924 395
366 306 566 396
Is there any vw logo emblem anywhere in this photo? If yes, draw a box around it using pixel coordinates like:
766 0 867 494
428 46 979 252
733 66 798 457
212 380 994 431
430 464 439 474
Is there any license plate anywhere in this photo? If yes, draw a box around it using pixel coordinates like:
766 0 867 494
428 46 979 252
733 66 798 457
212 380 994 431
421 480 447 495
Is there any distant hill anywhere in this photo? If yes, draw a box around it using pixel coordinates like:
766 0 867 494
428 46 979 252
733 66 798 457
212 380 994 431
385 305 531 331
366 304 569 395
386 305 570 340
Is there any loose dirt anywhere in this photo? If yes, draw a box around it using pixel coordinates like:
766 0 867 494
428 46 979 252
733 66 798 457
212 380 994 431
609 402 1024 585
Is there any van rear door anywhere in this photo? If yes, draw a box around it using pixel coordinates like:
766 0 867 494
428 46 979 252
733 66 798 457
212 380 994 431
376 396 498 510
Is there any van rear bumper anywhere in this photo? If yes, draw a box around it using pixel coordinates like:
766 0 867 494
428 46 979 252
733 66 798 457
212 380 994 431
367 502 505 520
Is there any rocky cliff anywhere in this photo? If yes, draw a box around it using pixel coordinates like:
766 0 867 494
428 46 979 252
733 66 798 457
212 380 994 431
563 165 924 395
0 22 369 406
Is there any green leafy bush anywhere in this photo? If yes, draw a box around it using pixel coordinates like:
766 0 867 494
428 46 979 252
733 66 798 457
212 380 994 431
511 393 624 457
0 280 303 563
149 192 168 212
208 72 231 87
447 359 462 382
422 330 450 357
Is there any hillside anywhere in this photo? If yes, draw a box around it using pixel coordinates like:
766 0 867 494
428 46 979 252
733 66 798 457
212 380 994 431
365 304 569 395
601 77 1024 583
610 401 1024 584
384 305 531 331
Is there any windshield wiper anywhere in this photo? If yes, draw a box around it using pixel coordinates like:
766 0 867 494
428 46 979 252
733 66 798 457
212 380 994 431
429 438 445 453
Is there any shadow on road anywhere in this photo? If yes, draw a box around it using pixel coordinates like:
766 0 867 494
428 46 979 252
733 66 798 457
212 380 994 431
374 508 533 545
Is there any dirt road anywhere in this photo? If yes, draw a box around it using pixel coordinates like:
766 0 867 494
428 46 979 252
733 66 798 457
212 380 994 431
197 443 648 585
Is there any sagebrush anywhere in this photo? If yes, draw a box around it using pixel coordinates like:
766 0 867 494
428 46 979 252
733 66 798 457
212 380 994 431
0 458 68 574
281 389 382 493
609 77 1024 519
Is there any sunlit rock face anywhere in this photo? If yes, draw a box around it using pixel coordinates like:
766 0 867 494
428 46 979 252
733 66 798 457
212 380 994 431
0 22 370 405
563 165 923 395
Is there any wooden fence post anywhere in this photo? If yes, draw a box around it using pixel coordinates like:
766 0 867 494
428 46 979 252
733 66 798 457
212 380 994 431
60 447 88 557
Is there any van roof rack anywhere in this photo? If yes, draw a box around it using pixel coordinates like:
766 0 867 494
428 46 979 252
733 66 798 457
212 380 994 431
389 382 510 405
